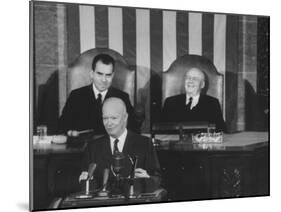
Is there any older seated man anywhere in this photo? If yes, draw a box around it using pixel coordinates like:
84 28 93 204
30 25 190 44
162 68 226 131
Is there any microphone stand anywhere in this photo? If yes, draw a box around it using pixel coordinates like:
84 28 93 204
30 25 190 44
77 163 96 199
128 156 138 199
85 179 91 196
111 152 125 196
75 174 94 199
97 168 110 197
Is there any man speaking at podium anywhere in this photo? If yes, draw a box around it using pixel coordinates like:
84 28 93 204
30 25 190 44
79 97 161 195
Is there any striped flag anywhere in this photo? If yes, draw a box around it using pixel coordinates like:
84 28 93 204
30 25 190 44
77 6 228 74
63 4 262 132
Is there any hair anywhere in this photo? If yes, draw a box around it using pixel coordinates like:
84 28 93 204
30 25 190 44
103 97 128 114
186 67 206 82
92 54 115 71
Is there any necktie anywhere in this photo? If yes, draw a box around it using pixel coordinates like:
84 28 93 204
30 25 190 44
97 93 102 106
186 97 193 110
96 93 103 129
97 93 102 113
113 139 120 154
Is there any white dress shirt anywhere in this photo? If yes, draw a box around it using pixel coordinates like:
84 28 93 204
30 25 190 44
92 83 108 102
109 129 128 154
186 94 200 110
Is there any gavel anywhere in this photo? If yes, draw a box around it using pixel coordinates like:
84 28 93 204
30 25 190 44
67 129 94 137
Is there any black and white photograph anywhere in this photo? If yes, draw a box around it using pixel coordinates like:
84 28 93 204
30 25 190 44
28 0 271 211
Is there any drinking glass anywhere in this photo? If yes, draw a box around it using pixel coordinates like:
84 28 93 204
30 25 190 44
37 125 47 140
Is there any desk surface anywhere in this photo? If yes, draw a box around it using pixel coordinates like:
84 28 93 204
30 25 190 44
149 131 269 151
33 140 87 155
32 134 102 155
32 131 268 155
50 188 167 209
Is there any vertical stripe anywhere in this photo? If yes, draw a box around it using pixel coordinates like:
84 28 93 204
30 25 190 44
108 7 123 54
214 14 226 74
225 15 241 132
136 9 150 131
188 12 202 55
123 8 136 67
57 4 67 115
257 16 269 131
150 9 163 122
95 6 108 48
66 4 80 65
257 17 269 95
79 5 95 53
213 14 227 119
243 16 259 130
163 11 177 71
243 16 257 90
30 2 35 169
242 16 247 80
176 11 189 57
150 9 163 75
237 16 247 131
136 9 150 101
202 13 214 61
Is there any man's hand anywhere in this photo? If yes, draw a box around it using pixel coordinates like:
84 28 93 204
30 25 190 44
79 171 89 183
134 168 150 178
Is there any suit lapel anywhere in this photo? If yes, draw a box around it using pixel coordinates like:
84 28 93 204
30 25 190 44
105 86 115 100
180 94 187 110
87 85 98 118
193 94 203 110
104 135 113 156
88 85 97 104
122 130 132 157
182 94 187 105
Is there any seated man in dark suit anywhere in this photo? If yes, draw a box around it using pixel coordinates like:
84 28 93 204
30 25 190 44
58 54 138 135
79 97 161 194
162 68 226 131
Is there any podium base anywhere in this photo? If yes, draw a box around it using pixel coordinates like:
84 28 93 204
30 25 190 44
57 188 167 208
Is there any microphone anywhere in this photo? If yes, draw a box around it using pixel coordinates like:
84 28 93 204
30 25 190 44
112 152 125 177
102 168 110 187
87 163 97 180
84 163 96 196
130 156 138 179
97 168 110 197
128 156 138 198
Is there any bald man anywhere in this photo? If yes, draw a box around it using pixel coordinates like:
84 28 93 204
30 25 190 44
162 68 226 131
80 97 161 193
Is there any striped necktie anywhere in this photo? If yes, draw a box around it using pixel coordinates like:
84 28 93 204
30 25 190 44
186 97 193 110
113 139 120 154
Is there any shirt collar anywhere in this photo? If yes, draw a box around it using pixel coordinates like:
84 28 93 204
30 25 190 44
109 129 128 153
92 83 108 101
186 94 200 110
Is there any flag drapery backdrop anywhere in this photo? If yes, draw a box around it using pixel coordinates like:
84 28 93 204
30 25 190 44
33 2 269 133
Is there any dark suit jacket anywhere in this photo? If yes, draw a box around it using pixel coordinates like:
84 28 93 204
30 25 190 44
162 94 226 131
58 85 138 133
85 131 161 192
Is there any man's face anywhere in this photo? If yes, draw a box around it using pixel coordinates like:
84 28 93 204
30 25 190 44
91 60 114 92
102 102 128 138
184 68 205 96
